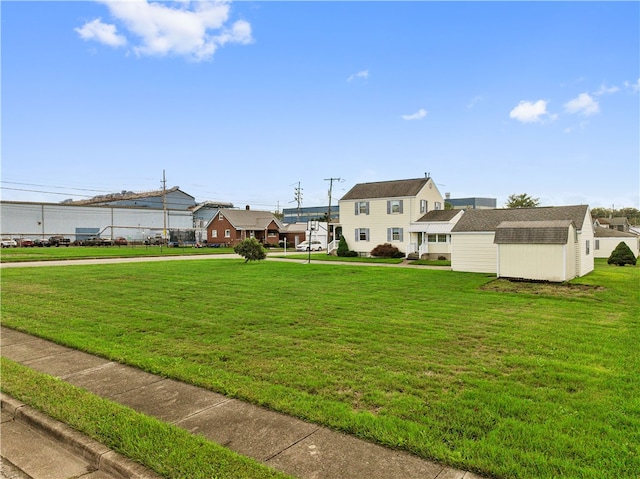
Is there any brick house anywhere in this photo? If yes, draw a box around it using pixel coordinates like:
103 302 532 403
206 207 283 247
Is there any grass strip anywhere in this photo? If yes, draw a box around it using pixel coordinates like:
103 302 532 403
0 246 237 263
1 358 292 479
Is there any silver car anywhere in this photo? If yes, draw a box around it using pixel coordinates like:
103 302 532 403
296 240 323 252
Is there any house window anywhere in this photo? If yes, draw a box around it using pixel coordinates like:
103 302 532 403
420 200 428 214
224 229 231 238
211 230 218 238
387 227 403 242
355 201 370 215
249 231 255 238
428 234 447 243
219 213 224 221
387 200 403 214
434 202 442 210
586 240 590 255
355 228 370 241
595 240 600 250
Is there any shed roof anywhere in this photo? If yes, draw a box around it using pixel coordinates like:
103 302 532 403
452 205 589 233
494 220 574 244
340 178 431 200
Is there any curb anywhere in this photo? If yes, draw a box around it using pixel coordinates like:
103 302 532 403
1 393 162 479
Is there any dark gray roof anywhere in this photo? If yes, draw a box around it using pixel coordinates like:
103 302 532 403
415 209 461 222
596 217 630 226
494 220 574 244
341 178 430 200
594 226 638 238
451 205 590 233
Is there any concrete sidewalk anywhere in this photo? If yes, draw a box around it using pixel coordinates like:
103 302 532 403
1 326 484 479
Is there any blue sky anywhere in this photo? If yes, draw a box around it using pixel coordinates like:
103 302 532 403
2 1 639 211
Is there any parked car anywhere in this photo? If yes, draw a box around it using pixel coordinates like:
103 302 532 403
114 237 128 246
296 240 323 252
1 238 17 248
84 237 111 246
33 238 50 247
17 239 34 247
48 235 71 247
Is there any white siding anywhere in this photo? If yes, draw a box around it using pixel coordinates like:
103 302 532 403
451 233 497 273
577 209 595 277
497 242 576 282
594 237 640 259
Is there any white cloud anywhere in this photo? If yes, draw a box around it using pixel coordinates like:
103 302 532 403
401 108 427 121
564 93 600 116
76 0 252 61
75 18 127 47
509 100 550 123
594 83 620 96
347 70 369 82
467 95 483 109
624 78 640 92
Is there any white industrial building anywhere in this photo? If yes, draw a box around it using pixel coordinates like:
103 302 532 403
0 201 193 243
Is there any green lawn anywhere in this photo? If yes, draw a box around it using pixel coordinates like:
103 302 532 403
0 245 236 262
1 259 638 479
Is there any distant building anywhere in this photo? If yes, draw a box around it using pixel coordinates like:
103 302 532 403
65 186 196 211
445 193 496 210
282 206 339 224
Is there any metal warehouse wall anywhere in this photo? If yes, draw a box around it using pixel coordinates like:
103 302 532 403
0 201 193 241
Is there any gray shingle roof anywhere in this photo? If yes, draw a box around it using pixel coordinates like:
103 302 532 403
415 210 461 222
340 178 430 200
594 226 638 238
451 205 590 233
494 220 574 244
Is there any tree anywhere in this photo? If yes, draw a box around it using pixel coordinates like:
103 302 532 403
233 238 267 262
505 193 540 208
336 236 357 257
607 242 637 266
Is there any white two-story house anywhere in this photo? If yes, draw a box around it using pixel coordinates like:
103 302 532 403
337 176 445 255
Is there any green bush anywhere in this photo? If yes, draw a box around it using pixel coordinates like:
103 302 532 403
370 243 404 258
607 241 637 266
336 236 350 257
233 238 267 262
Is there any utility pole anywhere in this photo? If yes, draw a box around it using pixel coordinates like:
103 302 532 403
162 170 167 250
293 182 303 222
325 177 343 242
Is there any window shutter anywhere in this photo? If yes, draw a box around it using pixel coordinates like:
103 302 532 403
399 228 404 242
365 229 370 241
355 229 359 242
387 201 391 214
365 202 370 215
387 228 391 242
355 203 359 215
399 200 403 214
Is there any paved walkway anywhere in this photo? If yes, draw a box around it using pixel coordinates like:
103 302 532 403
2 326 483 479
